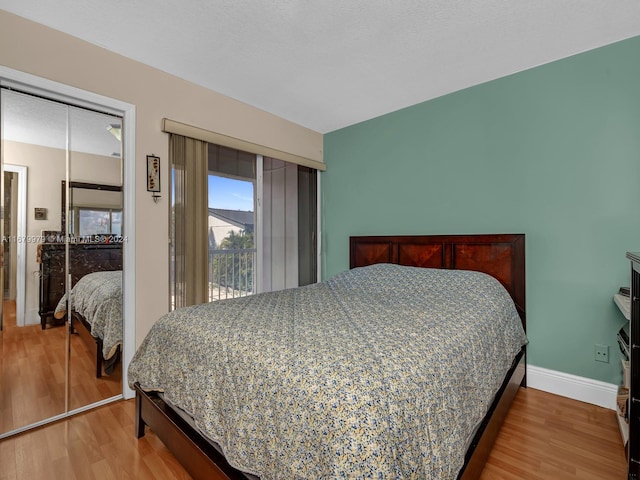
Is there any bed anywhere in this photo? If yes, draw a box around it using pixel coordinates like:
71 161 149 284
130 233 527 480
54 270 123 378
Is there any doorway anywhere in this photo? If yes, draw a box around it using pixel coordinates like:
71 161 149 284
3 164 26 326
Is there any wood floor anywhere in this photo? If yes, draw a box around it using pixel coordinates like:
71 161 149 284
0 299 628 478
0 386 628 479
0 300 121 433
481 386 627 479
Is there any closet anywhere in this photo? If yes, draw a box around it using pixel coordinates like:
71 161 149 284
0 84 126 437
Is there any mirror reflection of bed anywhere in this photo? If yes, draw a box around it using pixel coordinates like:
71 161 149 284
40 243 123 376
64 181 123 379
70 187 122 365
36 181 124 411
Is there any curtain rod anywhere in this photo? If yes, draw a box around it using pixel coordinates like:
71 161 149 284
162 118 326 172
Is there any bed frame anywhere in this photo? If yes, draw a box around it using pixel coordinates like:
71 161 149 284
71 311 121 379
134 233 526 480
71 312 105 378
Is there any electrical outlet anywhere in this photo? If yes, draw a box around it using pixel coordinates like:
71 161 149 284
595 344 609 363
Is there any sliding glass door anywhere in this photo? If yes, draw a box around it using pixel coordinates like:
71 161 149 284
170 139 319 309
207 144 256 301
261 156 317 292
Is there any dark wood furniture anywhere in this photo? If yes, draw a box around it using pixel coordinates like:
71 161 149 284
39 243 123 328
38 242 122 376
71 311 111 378
626 252 640 479
38 242 66 329
134 233 526 480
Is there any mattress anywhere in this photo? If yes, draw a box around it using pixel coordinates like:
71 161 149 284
54 270 123 360
158 384 488 480
159 392 260 480
129 263 527 479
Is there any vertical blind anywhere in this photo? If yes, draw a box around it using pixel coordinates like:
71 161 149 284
262 157 300 292
170 134 209 307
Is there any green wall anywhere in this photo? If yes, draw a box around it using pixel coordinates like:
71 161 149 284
322 36 640 384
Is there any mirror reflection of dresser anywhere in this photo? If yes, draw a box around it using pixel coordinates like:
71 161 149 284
38 242 122 329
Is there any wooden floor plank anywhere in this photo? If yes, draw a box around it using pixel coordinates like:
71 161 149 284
0 386 627 479
0 300 121 435
480 387 627 479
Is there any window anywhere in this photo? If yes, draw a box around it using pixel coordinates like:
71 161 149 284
170 136 318 309
73 207 122 236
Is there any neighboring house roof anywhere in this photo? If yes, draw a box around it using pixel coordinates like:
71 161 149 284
208 208 254 232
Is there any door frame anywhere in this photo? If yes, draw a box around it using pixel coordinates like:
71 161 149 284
3 164 26 326
0 66 136 438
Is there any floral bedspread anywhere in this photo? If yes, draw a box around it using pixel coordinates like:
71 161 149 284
55 270 122 360
128 264 527 479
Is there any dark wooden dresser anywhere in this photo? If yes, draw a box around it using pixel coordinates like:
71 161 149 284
627 252 640 479
38 243 123 329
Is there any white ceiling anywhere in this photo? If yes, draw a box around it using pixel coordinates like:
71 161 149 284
2 1 640 134
1 88 122 158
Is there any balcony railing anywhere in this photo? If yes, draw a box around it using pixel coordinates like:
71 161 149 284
208 248 256 301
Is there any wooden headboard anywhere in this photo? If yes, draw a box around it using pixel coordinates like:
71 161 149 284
349 234 525 328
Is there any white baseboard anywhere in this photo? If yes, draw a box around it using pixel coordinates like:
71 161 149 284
527 364 618 410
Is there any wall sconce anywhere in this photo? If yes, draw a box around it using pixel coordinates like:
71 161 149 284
146 154 161 203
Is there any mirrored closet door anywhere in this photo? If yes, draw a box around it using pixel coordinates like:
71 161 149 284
0 87 124 436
